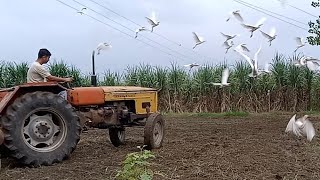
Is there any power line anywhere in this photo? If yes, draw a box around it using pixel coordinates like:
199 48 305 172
85 0 214 61
86 0 184 46
288 4 318 19
55 0 188 62
232 0 309 31
236 0 307 26
71 0 194 62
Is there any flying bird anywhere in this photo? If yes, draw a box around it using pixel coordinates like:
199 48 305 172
285 114 315 142
241 17 267 38
145 11 160 32
192 32 206 49
299 56 320 71
212 68 230 87
226 10 244 22
135 27 148 38
96 42 112 55
184 62 200 71
260 27 277 46
77 7 87 15
221 32 239 43
235 45 262 77
294 37 307 53
223 40 234 54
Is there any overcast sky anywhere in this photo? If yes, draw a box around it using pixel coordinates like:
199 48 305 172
0 0 319 75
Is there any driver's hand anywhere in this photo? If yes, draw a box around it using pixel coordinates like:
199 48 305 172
64 77 73 82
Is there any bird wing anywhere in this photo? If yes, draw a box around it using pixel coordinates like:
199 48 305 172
233 11 244 22
198 35 205 42
192 62 200 67
260 30 272 39
255 17 267 27
223 41 230 47
97 43 111 52
241 44 250 52
254 45 262 69
96 43 104 49
151 11 157 22
192 32 201 43
295 37 303 46
306 61 318 71
303 120 315 141
235 47 254 69
286 114 303 137
145 17 156 26
269 27 276 37
241 23 254 29
221 68 229 84
285 114 297 133
309 58 320 65
221 32 232 39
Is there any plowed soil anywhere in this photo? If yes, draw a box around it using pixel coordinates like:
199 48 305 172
1 112 320 180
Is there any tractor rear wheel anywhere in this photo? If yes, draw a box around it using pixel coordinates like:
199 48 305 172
144 113 165 150
109 127 125 147
0 91 81 167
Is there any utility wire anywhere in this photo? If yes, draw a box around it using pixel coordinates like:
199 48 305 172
232 0 309 31
55 0 188 62
86 0 184 47
85 0 214 61
236 0 307 25
71 0 194 62
288 4 318 19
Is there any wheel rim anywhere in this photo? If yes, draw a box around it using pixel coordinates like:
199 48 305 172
153 120 163 146
118 130 125 142
22 108 67 153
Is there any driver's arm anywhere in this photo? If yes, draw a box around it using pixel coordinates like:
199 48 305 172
34 64 71 82
46 75 69 82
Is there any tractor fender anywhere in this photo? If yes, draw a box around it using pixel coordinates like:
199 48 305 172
0 82 67 115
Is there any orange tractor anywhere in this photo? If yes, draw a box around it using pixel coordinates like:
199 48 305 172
0 82 165 167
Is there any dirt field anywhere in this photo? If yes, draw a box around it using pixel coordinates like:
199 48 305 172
1 112 320 180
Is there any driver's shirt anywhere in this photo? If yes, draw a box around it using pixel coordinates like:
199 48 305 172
27 61 51 83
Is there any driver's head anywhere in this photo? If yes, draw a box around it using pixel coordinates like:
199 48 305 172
38 48 51 64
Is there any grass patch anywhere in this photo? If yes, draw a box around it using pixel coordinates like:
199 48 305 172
302 110 320 115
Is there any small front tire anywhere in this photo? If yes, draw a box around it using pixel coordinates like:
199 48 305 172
144 113 165 150
109 127 125 147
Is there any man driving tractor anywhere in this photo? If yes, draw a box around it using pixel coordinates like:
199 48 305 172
27 48 73 83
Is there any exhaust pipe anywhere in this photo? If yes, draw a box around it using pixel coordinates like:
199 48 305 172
0 128 4 145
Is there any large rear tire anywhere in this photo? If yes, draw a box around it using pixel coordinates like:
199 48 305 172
0 91 81 167
144 113 165 150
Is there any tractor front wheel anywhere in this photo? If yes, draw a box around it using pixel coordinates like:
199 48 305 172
1 91 81 167
144 113 165 150
109 127 125 147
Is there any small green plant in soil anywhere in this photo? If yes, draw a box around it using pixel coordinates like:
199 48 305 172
115 145 156 180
